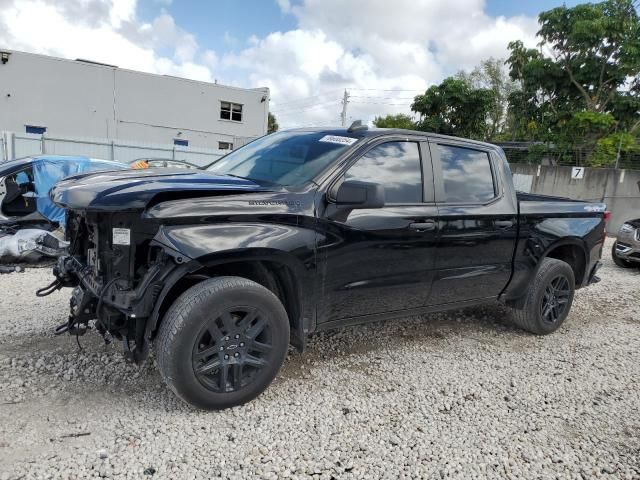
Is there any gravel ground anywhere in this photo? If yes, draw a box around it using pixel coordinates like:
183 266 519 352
0 237 638 479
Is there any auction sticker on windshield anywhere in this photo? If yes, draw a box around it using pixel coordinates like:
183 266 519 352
319 135 358 146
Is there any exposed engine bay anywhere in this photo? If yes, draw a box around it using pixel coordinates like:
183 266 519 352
49 211 182 362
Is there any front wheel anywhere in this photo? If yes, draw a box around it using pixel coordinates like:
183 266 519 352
509 258 575 335
156 276 290 410
611 241 636 268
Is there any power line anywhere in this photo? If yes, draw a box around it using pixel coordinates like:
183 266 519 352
271 100 342 115
271 89 343 108
350 101 413 106
348 88 425 92
350 95 416 100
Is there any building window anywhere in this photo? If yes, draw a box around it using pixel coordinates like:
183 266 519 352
220 101 243 122
174 138 188 147
218 141 233 150
25 125 46 135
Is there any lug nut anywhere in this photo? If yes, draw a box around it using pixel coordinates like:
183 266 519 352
225 336 230 341
239 342 244 347
234 352 239 357
234 334 240 339
224 354 229 360
219 346 224 351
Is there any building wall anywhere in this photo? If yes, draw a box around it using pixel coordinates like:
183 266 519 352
510 163 640 233
0 49 269 149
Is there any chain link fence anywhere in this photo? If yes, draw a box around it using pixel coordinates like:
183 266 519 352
0 132 244 167
495 142 640 170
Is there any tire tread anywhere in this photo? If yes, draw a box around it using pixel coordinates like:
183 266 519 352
510 258 574 335
156 276 289 408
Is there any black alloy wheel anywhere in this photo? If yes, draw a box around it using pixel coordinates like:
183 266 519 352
192 307 273 393
156 276 289 410
540 275 571 324
509 257 575 335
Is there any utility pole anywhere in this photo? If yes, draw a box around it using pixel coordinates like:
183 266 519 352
614 133 623 169
340 89 349 127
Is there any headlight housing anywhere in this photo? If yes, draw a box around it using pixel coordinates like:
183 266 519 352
620 223 635 233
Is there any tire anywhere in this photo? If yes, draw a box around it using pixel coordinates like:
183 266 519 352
156 276 290 410
611 241 635 268
509 258 575 335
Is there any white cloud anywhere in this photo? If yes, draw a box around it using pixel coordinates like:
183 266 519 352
0 0 215 81
0 0 541 128
276 0 291 13
223 0 539 127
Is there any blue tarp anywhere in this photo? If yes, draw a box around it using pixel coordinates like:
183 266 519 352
30 156 127 225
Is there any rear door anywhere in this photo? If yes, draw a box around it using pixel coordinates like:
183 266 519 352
316 137 439 324
429 140 517 304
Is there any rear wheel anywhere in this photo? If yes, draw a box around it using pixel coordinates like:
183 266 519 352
611 241 636 268
156 276 290 410
509 258 575 335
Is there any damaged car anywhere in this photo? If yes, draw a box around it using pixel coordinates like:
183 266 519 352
0 155 127 262
47 125 607 410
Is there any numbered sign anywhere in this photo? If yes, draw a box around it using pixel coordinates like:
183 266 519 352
571 167 585 179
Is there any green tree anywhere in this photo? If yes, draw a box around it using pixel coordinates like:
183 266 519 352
268 112 279 133
455 57 519 140
505 0 640 163
372 113 417 129
411 77 495 140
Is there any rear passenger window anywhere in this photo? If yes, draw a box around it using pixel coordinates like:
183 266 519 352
345 141 422 204
436 144 495 203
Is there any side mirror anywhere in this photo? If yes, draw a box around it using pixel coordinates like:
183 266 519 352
333 180 385 209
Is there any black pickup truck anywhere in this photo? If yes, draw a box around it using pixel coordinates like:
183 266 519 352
48 125 607 410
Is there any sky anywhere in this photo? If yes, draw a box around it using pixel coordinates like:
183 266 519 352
0 0 586 128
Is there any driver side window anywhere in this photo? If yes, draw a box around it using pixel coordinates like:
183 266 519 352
345 141 423 204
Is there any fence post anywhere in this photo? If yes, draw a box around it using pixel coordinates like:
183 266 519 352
111 140 115 161
41 134 46 154
172 146 176 160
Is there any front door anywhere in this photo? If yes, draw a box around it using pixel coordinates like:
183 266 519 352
316 139 439 325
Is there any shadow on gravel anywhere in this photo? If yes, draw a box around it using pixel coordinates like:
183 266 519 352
0 302 541 413
278 302 527 381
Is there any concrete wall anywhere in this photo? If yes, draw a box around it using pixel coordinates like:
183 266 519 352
510 164 640 233
0 49 269 149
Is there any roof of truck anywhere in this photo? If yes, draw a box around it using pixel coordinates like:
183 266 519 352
290 127 503 152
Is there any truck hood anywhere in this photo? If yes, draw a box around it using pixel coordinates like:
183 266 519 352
50 168 273 210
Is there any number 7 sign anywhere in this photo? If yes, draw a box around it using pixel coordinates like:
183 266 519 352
571 167 585 179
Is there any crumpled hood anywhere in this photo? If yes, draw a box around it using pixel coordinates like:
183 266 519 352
50 168 272 211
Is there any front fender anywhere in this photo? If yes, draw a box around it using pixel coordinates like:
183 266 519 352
148 223 318 346
154 223 316 263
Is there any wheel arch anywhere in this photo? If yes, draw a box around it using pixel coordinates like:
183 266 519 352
541 238 588 287
504 237 588 309
146 248 312 351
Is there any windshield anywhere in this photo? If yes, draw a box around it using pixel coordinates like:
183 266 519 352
207 131 359 186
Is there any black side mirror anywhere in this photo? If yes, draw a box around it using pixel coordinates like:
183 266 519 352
333 180 385 209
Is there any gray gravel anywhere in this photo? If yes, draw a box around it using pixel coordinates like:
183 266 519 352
0 237 639 479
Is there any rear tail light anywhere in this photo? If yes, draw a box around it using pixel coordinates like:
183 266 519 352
603 211 611 223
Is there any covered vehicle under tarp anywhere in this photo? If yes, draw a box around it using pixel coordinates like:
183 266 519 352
0 156 127 262
30 156 127 226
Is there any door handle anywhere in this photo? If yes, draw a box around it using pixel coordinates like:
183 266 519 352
409 220 436 232
495 220 514 228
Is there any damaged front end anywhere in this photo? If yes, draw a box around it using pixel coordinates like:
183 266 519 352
51 211 183 363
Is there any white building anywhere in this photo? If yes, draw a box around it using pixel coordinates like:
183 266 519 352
0 49 269 153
